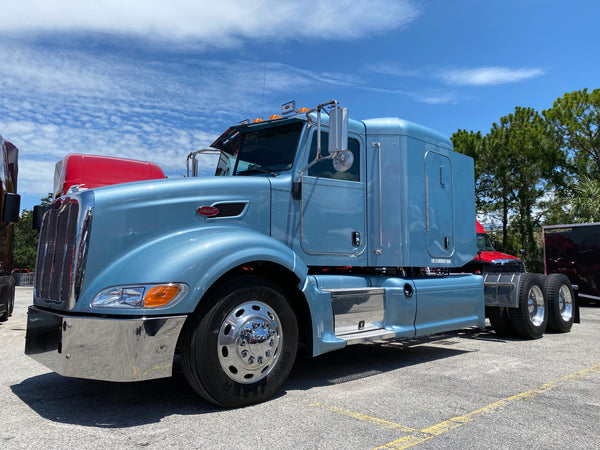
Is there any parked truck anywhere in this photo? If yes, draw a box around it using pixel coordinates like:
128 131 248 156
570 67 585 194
544 222 600 304
0 135 21 321
463 220 525 274
25 100 576 407
52 153 165 198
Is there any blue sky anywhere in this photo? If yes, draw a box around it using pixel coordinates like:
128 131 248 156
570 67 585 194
1 0 598 211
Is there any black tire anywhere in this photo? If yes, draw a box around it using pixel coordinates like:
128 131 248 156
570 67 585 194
180 275 298 408
544 274 575 333
0 285 8 322
8 281 15 316
487 307 516 337
507 273 547 339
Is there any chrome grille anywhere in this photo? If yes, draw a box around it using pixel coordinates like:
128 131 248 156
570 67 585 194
35 201 80 304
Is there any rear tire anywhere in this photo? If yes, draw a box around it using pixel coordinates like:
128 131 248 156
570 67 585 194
544 274 574 333
0 284 8 322
507 273 547 339
180 275 298 408
487 307 516 337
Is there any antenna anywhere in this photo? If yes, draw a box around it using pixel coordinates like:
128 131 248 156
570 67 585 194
261 56 267 120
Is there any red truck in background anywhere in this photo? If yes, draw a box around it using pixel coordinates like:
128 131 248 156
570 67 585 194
52 153 165 198
544 222 600 304
0 136 21 322
462 220 525 274
34 153 166 228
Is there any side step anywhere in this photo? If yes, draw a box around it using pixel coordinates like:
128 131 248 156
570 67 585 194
337 328 397 345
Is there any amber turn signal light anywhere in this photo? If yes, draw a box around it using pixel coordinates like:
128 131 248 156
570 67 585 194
144 285 181 308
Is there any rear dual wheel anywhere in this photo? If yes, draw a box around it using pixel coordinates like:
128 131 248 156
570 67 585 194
507 273 547 339
544 273 574 333
181 275 298 408
487 307 515 337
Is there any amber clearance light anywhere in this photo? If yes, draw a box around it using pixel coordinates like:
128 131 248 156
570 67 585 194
144 285 182 308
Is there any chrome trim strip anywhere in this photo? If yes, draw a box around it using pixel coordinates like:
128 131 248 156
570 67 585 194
373 142 383 255
579 293 600 301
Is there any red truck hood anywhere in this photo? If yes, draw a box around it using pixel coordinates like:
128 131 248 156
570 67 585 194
477 250 519 263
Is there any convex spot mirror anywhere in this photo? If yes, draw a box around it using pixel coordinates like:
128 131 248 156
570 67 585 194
332 150 354 172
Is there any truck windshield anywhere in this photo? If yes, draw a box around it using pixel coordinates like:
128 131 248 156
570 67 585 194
477 233 495 251
214 121 304 176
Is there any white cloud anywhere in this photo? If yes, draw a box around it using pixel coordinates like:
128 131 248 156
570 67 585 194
368 63 422 78
0 41 369 200
361 86 458 105
439 67 545 86
1 0 420 46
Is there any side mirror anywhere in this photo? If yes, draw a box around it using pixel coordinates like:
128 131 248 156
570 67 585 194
2 192 20 223
493 240 499 251
33 204 45 230
328 106 348 155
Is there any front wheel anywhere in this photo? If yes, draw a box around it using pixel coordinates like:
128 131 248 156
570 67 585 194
544 274 574 333
181 275 298 408
507 273 547 339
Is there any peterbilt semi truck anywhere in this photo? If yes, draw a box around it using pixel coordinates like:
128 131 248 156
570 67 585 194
25 100 575 407
0 135 20 322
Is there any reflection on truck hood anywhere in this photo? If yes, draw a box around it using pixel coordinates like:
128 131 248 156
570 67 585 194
478 250 519 263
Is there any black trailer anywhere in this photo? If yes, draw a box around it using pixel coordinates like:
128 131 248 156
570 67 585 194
543 222 600 303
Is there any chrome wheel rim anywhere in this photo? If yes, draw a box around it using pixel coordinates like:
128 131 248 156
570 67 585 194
217 301 281 384
558 285 573 321
528 285 545 327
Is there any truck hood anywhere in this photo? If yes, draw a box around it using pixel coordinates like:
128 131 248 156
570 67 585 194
477 250 519 263
81 176 273 298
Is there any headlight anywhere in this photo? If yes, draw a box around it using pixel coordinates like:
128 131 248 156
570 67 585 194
92 283 188 309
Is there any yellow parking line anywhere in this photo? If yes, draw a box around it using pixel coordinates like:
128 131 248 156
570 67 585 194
377 362 600 449
301 398 421 435
301 362 600 450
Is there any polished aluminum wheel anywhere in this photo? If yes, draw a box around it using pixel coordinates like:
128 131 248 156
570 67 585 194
558 284 574 321
217 301 281 384
527 285 545 327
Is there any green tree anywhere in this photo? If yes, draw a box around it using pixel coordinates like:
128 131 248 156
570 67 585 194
543 88 600 180
570 176 600 222
13 194 52 271
451 129 493 212
491 108 565 268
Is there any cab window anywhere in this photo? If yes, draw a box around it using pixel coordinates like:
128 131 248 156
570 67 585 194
307 131 360 181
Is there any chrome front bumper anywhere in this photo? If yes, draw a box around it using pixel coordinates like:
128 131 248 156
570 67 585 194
25 306 187 382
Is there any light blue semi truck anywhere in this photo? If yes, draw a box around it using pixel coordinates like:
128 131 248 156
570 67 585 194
25 101 575 407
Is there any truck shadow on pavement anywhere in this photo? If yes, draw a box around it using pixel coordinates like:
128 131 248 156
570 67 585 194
11 327 496 428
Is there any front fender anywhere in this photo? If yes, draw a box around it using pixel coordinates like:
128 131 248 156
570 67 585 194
76 225 308 314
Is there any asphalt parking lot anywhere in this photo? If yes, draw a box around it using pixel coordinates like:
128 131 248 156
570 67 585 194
2 287 599 449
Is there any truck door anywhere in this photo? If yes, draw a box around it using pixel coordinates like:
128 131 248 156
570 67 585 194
300 130 366 257
425 151 454 259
